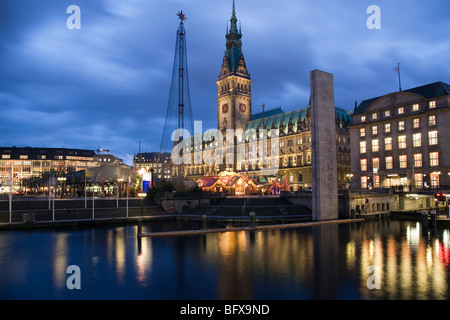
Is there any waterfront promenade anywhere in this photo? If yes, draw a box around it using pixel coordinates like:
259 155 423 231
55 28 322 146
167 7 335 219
2 195 450 230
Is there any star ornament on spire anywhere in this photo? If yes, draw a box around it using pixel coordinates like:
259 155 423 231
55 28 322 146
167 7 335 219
177 11 187 23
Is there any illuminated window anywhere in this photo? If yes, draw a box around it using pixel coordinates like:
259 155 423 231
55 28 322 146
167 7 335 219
413 133 421 147
428 131 438 145
2 155 10 159
374 175 380 188
372 126 378 135
412 104 419 112
360 159 367 171
429 115 436 126
398 107 404 114
372 158 380 170
431 173 439 188
385 123 391 133
386 156 393 170
398 121 405 131
361 176 368 188
430 152 439 166
429 100 436 109
399 155 408 168
413 118 420 128
414 173 423 188
398 135 407 149
20 155 28 160
372 139 379 152
384 137 392 151
360 141 367 154
361 116 366 123
414 153 422 168
384 110 390 117
360 128 366 137
372 113 378 120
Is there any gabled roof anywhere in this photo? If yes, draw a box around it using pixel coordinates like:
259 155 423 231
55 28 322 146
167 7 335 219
227 175 246 186
199 177 220 188
354 81 450 115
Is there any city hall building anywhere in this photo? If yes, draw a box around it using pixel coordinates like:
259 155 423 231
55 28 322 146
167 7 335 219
181 3 353 191
350 81 450 190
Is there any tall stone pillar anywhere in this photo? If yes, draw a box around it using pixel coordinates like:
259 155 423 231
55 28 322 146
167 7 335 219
310 70 338 221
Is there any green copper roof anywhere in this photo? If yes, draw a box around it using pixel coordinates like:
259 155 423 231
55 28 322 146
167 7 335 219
246 106 352 132
252 107 284 120
223 0 245 74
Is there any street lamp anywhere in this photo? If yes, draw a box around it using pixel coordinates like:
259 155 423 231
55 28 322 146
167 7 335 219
346 173 353 189
138 192 146 217
57 177 67 198
117 178 124 208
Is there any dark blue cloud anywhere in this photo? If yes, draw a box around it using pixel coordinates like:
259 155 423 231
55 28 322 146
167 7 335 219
1 0 449 165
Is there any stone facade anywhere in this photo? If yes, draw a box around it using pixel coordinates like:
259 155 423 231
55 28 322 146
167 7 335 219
311 69 338 220
180 4 352 191
350 82 450 190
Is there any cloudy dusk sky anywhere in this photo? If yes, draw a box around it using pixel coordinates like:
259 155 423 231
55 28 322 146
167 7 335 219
1 0 449 165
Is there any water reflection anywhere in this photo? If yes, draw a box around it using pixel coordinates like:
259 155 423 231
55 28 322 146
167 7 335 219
352 222 448 300
0 220 449 299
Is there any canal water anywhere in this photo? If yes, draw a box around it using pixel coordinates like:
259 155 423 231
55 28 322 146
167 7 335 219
0 219 449 300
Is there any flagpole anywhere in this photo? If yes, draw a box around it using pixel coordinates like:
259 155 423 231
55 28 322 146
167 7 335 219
397 62 402 92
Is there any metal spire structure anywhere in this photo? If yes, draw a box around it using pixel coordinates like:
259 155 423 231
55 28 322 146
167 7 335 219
160 11 194 154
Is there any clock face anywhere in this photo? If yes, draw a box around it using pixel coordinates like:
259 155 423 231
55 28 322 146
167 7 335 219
222 104 228 113
239 103 246 112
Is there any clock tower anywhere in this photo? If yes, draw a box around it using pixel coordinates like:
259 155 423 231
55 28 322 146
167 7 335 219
217 0 252 132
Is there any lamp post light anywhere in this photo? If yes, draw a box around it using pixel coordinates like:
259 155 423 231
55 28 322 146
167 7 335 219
125 178 129 218
57 177 67 198
84 171 87 208
117 178 124 208
346 173 353 189
92 184 95 220
138 193 146 217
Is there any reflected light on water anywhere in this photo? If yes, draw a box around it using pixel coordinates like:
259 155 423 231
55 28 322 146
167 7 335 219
356 222 448 299
136 232 152 285
2 220 450 299
346 241 356 270
405 222 421 248
52 232 68 293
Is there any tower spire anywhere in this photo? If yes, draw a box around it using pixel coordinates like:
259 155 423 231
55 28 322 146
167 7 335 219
230 0 238 34
217 0 252 136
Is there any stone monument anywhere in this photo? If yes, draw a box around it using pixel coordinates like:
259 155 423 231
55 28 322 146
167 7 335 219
310 69 338 221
